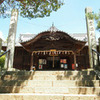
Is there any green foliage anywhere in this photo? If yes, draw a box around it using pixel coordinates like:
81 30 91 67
0 0 64 19
97 21 100 30
0 53 5 69
86 10 100 31
86 12 94 20
94 11 100 30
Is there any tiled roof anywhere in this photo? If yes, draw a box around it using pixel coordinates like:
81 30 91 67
19 34 36 42
2 25 90 47
2 33 88 47
19 33 88 43
70 33 87 41
19 25 88 43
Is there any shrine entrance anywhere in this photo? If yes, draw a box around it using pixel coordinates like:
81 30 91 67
46 56 71 70
47 56 60 70
31 50 73 70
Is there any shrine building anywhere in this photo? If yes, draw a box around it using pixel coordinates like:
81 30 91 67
2 25 94 71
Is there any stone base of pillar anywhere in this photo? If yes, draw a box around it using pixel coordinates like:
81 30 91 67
7 68 19 71
82 68 94 71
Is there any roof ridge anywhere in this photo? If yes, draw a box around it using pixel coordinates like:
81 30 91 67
47 24 59 32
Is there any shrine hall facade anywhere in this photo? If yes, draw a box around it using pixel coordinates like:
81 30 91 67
2 25 94 71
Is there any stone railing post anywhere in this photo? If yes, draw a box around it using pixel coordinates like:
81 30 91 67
4 9 18 71
85 7 98 68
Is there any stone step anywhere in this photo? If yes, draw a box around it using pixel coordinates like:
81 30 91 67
0 80 99 87
35 87 100 95
52 80 100 87
0 94 99 100
0 86 99 94
5 70 95 76
2 74 97 80
5 71 32 75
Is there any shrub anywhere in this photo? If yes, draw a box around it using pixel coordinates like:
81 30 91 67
0 54 5 70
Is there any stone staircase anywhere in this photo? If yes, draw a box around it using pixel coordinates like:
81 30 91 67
0 70 100 100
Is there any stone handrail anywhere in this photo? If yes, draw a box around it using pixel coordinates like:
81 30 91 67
92 49 100 79
0 50 10 58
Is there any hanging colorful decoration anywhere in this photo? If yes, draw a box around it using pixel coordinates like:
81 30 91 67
32 50 74 56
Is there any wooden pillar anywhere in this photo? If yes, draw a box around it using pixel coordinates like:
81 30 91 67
53 55 55 68
30 52 33 70
74 53 76 70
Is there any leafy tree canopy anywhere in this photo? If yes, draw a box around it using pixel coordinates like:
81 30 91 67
86 10 100 31
0 0 64 19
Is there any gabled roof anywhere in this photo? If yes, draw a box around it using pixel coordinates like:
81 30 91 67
2 33 88 47
19 33 87 43
2 25 88 48
20 25 87 44
19 25 86 53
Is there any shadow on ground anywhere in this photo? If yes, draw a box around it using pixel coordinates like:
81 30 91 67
56 70 100 95
0 70 35 93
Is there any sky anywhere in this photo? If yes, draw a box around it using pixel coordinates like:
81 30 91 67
0 0 100 41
